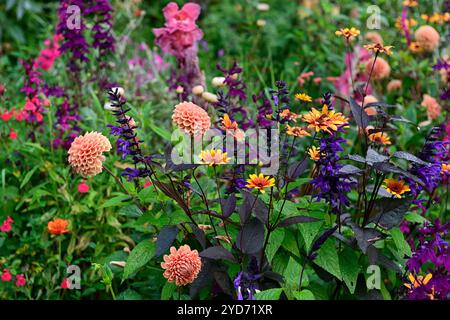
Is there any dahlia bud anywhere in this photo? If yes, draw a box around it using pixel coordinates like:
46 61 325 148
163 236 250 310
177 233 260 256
176 86 184 94
211 77 226 87
257 3 270 11
202 92 218 103
192 85 204 96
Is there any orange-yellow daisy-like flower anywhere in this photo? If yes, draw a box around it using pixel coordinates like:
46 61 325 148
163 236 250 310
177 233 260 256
302 104 349 134
335 27 360 39
68 131 112 177
441 163 450 175
403 0 418 7
383 178 411 198
198 149 230 166
409 41 423 53
369 132 392 145
308 146 321 161
404 273 432 290
245 173 275 193
161 245 202 286
286 125 310 137
280 109 299 121
172 101 211 136
295 93 313 102
221 113 245 141
363 43 394 56
47 219 70 235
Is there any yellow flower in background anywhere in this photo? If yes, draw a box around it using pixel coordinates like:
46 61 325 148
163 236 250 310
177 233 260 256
369 132 392 145
198 149 230 166
245 173 275 193
302 104 348 134
404 273 435 300
383 179 411 198
295 93 313 102
441 163 450 175
408 41 423 53
364 43 394 56
335 27 360 39
308 146 321 161
403 0 418 7
286 125 310 137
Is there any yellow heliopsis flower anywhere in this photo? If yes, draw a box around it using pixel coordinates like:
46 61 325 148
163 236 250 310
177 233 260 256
404 273 432 290
369 132 392 145
335 27 360 39
403 0 418 7
286 125 310 137
198 149 230 166
308 146 321 161
408 41 423 53
302 104 349 134
363 43 394 56
295 93 313 102
383 178 411 198
245 173 275 193
441 163 450 175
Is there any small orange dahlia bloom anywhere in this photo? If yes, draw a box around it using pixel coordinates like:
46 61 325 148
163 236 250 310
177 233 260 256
421 94 442 120
161 245 202 286
245 173 275 193
383 179 411 198
48 219 70 235
415 25 440 52
198 149 230 166
172 101 211 136
68 132 112 177
365 57 391 80
369 132 391 145
221 114 245 141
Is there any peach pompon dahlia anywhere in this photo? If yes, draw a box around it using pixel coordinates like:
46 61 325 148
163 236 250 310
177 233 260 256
172 101 211 136
68 132 112 177
161 245 202 286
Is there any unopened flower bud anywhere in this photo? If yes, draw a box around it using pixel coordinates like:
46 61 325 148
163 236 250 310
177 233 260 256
111 87 125 98
229 73 239 80
256 19 267 27
104 102 118 111
257 3 270 11
212 77 226 87
176 86 184 94
202 92 218 103
192 85 204 96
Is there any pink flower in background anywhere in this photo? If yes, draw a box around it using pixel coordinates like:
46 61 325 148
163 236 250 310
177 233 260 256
0 216 13 233
153 2 203 59
15 274 26 287
421 94 442 120
77 180 90 193
297 71 314 86
9 129 18 140
35 34 63 71
60 278 69 289
1 269 12 282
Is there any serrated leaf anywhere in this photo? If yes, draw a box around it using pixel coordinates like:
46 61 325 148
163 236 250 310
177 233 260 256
293 290 315 300
255 288 283 300
314 238 341 280
389 227 412 258
123 240 155 280
266 228 285 264
119 205 143 218
161 281 177 300
339 248 360 294
283 257 302 297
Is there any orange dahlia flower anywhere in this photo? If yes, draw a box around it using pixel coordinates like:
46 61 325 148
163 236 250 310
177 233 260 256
172 101 211 136
68 132 112 177
161 245 202 286
48 219 70 235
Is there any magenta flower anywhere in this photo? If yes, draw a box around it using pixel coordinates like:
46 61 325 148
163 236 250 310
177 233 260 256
153 2 203 59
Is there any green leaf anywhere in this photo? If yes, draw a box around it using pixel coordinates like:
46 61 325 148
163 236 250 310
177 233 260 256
20 166 39 189
255 288 283 300
404 212 427 224
282 257 301 299
149 121 172 141
390 227 412 258
339 248 360 294
293 290 315 300
314 238 341 280
297 211 323 252
117 289 143 300
101 195 132 208
161 281 177 300
123 239 156 280
266 228 285 264
119 205 143 218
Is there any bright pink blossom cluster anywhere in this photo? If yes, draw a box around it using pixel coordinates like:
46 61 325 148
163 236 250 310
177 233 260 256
1 269 26 287
35 35 63 71
0 216 13 233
